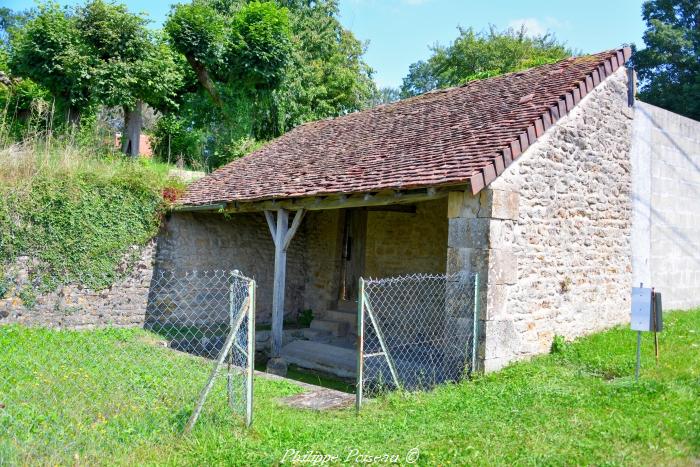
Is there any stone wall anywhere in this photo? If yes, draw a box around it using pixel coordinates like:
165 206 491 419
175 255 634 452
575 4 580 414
449 66 634 371
0 242 156 329
302 209 344 314
365 199 448 277
631 102 700 310
157 211 307 323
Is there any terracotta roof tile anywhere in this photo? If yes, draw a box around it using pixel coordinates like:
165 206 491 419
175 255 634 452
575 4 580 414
180 48 630 206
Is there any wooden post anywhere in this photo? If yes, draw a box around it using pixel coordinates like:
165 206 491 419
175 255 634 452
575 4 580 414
271 208 288 358
266 208 306 359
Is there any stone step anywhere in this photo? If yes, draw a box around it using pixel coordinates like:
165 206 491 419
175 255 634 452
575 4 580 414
337 300 357 313
301 327 332 342
324 309 357 328
310 319 349 337
281 340 356 378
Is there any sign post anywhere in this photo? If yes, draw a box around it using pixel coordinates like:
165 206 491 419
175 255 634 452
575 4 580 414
630 284 663 381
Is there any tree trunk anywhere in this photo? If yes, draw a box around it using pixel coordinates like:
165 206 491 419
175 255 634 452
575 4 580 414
66 106 81 127
186 56 223 107
121 100 143 158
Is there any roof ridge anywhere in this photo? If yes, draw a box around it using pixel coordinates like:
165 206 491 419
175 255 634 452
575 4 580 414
290 49 625 131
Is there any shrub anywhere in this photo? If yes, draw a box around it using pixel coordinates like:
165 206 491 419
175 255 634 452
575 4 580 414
151 113 205 168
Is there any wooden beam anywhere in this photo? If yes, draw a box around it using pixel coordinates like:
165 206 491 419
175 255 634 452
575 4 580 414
222 186 464 214
264 210 276 243
366 205 416 213
283 209 305 251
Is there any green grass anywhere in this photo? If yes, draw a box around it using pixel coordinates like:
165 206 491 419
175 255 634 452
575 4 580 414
1 311 699 465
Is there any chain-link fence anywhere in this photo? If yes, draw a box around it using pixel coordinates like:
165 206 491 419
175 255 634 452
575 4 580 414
356 273 480 408
0 269 255 461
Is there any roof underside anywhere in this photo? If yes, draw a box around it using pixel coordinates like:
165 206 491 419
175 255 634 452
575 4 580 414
180 47 631 207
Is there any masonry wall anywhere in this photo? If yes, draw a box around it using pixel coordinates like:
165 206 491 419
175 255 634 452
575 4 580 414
157 211 307 323
449 67 634 371
631 102 700 310
0 242 156 329
365 199 448 278
302 209 344 314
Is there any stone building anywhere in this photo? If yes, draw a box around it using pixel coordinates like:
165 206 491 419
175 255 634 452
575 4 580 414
171 47 650 375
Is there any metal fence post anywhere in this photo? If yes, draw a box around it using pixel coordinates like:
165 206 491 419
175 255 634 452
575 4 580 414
356 278 365 412
246 279 255 427
184 296 250 434
227 272 235 409
471 273 479 376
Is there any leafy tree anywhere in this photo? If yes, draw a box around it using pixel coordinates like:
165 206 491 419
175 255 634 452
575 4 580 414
633 0 700 120
371 86 401 106
160 0 377 169
76 0 185 156
272 0 376 130
400 25 571 97
9 4 95 124
165 1 291 108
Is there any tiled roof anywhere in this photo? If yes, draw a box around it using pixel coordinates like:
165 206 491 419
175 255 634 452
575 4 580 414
181 47 631 206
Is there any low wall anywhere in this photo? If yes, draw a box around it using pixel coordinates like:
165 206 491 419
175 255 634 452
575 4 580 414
0 242 156 329
156 211 307 324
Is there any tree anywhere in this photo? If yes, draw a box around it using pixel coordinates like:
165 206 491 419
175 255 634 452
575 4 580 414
400 25 571 97
633 0 700 120
77 0 185 156
370 86 401 106
262 0 377 134
9 4 95 124
157 0 377 169
165 1 291 108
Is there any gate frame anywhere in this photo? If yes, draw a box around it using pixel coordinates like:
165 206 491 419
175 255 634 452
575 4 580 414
355 273 480 411
183 273 256 434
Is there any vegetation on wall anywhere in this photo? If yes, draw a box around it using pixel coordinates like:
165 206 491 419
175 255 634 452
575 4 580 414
0 137 182 294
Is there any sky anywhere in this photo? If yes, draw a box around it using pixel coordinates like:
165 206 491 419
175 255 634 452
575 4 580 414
5 0 647 89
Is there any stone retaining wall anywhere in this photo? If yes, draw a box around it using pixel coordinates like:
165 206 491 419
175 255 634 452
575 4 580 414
0 242 156 329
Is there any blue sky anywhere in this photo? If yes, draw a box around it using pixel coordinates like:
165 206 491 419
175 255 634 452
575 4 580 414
5 0 647 88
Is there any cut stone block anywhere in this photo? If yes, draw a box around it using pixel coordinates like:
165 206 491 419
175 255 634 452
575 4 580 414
281 340 356 378
324 309 357 329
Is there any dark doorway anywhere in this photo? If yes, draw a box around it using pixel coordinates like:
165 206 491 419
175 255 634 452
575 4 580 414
339 208 367 301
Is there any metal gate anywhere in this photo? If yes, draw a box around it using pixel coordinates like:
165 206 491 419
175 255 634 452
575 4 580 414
356 273 480 409
145 270 256 431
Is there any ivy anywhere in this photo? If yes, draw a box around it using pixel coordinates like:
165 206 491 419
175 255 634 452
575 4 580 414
0 162 169 291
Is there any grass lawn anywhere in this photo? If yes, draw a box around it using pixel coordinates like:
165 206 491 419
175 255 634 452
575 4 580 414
1 311 698 465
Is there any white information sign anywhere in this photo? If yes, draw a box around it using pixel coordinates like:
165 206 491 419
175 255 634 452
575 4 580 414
631 287 653 331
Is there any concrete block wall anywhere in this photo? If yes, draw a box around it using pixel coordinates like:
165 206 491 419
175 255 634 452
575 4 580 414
631 102 700 309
